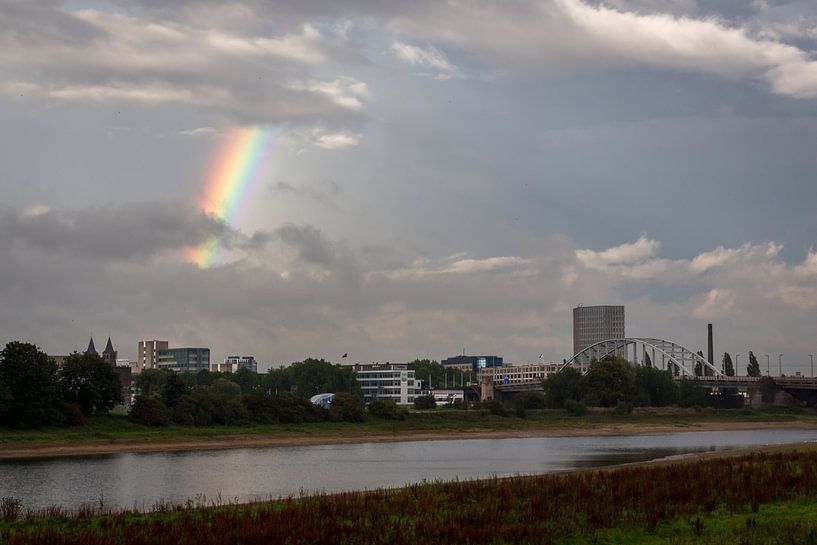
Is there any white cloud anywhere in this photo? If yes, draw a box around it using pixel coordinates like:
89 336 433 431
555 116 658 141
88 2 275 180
391 41 461 78
312 131 361 150
575 234 660 269
178 127 219 137
391 0 817 97
0 6 368 122
692 288 736 318
288 77 372 111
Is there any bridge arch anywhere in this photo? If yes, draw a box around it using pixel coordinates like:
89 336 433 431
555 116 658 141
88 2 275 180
561 338 722 377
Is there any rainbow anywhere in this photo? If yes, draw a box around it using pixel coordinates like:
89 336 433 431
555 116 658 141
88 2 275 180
186 126 275 268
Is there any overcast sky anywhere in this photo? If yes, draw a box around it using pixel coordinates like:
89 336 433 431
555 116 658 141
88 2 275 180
2 0 817 373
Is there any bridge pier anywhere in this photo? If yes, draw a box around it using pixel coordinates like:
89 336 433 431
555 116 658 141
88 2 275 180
746 381 802 409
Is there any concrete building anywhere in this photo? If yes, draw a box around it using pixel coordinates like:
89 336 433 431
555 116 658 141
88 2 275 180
354 363 420 405
429 389 465 404
137 340 169 370
212 355 258 374
441 355 503 373
479 363 559 385
573 305 625 361
157 347 210 373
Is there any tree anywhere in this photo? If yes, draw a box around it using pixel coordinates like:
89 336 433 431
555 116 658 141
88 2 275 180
0 342 62 428
330 393 365 422
161 372 189 408
578 356 636 407
542 367 582 408
643 352 652 368
413 394 437 410
633 366 678 407
134 368 173 398
59 352 123 416
695 351 705 377
263 358 359 396
230 367 259 394
747 351 761 377
129 396 169 426
722 352 735 377
678 379 710 408
210 378 241 398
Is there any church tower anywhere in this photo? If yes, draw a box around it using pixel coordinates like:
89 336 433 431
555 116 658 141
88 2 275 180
102 337 118 365
86 337 98 356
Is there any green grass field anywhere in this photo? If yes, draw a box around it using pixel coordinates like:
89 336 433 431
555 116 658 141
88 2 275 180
0 406 813 447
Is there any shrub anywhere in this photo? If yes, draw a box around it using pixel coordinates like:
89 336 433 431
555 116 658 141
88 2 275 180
330 393 366 422
129 396 169 426
413 394 437 410
514 403 527 418
615 401 633 415
486 400 508 417
368 399 407 420
564 399 587 416
242 392 327 424
0 497 22 521
514 391 547 410
60 402 85 426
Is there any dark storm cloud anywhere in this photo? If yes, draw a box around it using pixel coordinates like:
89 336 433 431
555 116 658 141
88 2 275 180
274 223 337 266
0 202 227 261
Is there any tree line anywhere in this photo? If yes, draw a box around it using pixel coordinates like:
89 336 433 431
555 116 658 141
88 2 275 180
129 364 365 427
543 355 719 412
0 342 122 429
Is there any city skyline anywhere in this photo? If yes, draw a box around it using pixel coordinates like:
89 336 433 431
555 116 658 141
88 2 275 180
1 1 816 372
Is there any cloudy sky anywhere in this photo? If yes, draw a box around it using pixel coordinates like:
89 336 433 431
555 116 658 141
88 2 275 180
2 0 817 373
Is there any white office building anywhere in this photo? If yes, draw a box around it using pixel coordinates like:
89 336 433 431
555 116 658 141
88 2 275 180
354 363 420 405
213 355 258 373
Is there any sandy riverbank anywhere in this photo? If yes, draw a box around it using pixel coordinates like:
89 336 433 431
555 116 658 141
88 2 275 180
2 420 815 460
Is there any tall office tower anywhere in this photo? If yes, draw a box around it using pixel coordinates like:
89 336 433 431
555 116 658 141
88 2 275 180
572 305 625 356
137 339 169 370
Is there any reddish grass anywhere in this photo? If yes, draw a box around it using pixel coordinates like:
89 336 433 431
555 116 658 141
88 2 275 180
3 450 817 544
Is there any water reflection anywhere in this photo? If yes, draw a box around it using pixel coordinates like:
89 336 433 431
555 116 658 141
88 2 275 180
1 428 814 511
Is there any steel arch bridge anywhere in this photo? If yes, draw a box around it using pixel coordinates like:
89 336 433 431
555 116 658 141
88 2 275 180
561 338 723 377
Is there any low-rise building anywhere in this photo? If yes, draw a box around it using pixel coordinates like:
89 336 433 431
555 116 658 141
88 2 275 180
212 355 258 374
429 389 465 404
441 355 503 373
479 363 560 385
157 347 210 373
354 363 420 405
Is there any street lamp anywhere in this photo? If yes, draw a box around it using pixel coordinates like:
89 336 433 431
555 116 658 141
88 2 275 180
778 354 783 376
810 354 814 378
735 354 740 374
765 354 770 376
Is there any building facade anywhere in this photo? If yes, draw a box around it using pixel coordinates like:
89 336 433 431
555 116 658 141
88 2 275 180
479 363 560 385
441 355 503 373
572 305 625 362
212 355 258 374
354 363 420 405
137 340 169 370
157 347 210 373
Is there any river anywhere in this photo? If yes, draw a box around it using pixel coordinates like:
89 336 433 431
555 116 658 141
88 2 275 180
1 428 815 511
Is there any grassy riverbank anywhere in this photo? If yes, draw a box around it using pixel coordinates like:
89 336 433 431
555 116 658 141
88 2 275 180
2 446 817 544
0 407 815 459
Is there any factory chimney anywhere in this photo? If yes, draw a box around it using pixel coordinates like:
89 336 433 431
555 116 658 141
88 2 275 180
707 323 714 365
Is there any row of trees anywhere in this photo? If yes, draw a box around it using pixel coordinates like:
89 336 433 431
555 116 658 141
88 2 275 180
692 351 762 377
0 342 122 429
543 355 713 410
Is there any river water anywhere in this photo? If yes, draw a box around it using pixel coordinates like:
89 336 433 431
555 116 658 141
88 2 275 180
1 428 815 511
